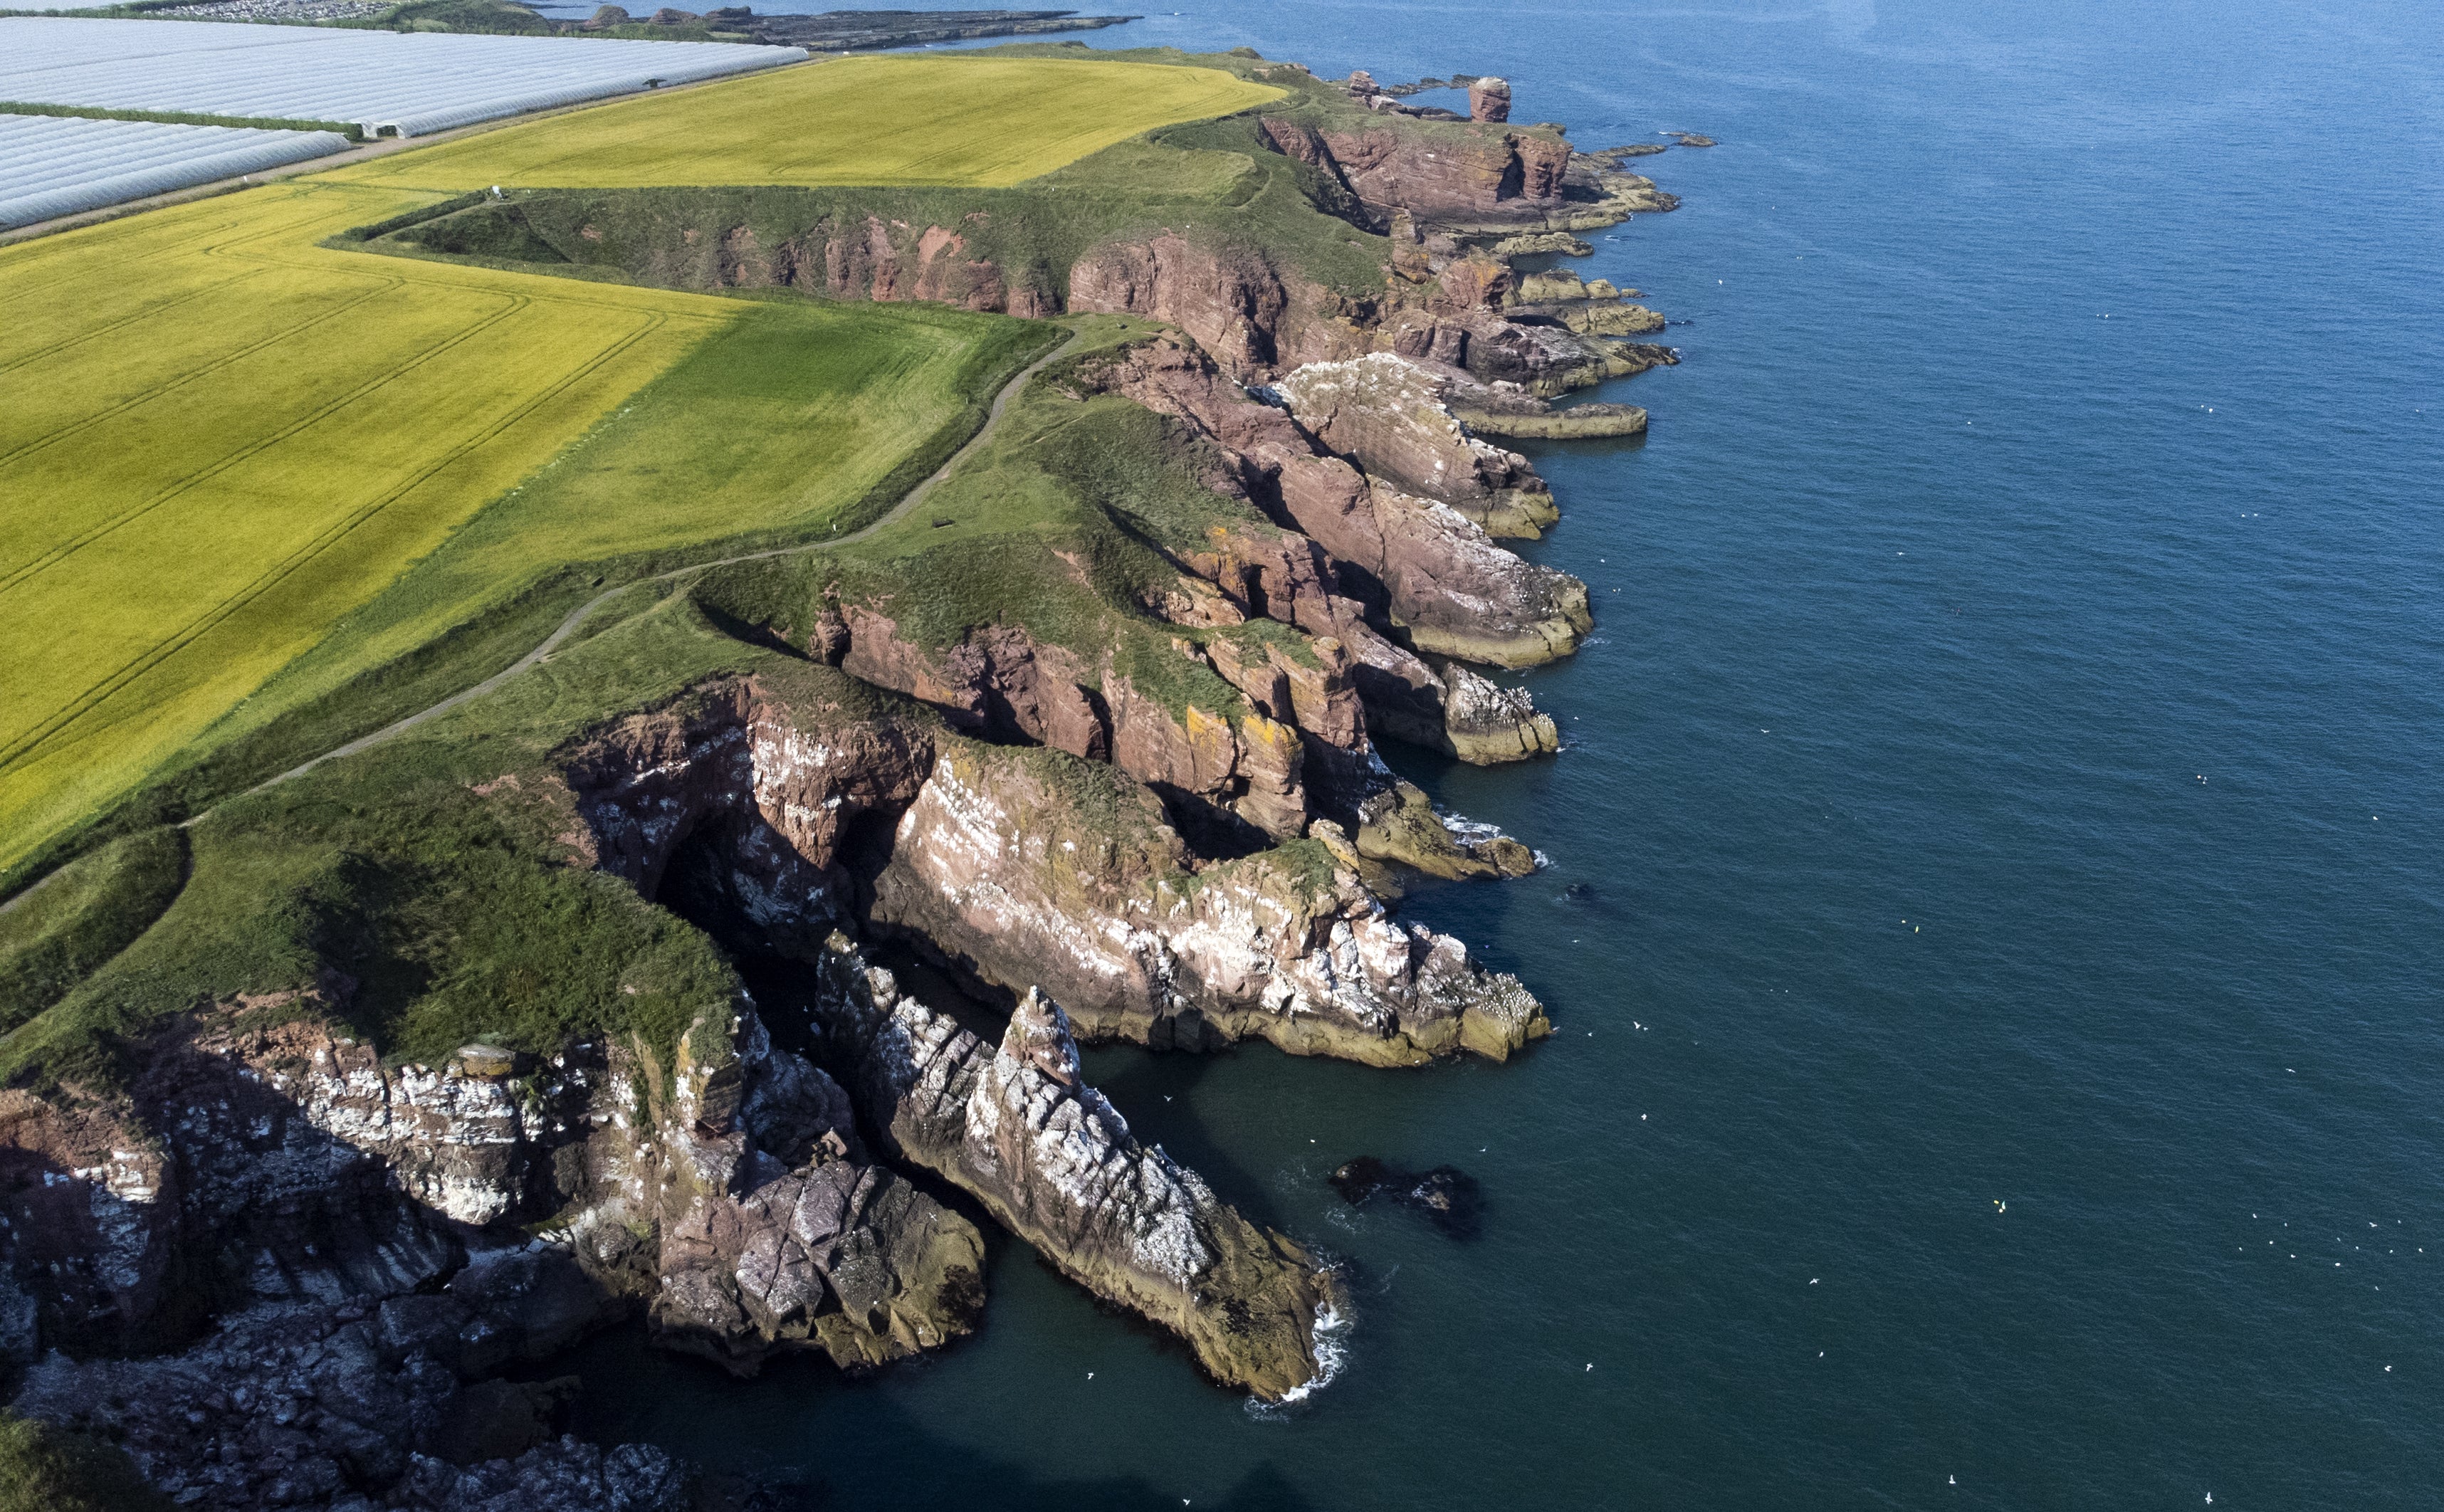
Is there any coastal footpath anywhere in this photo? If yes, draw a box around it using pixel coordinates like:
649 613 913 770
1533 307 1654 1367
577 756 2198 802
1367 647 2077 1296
0 48 1687 1509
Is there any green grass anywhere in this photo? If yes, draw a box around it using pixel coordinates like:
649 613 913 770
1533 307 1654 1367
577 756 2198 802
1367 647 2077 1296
693 319 1312 725
0 827 187 1034
199 298 1047 757
0 46 1418 1097
325 55 1281 194
388 108 1393 310
0 345 1349 1092
1 52 1286 881
0 181 735 875
0 592 765 1094
0 1413 171 1512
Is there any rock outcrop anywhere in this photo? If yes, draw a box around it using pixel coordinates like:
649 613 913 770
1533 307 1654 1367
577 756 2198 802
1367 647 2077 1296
827 607 1330 846
1272 351 1558 538
804 935 1340 1400
1468 76 1511 123
1081 335 1592 668
606 1002 986 1375
1262 117 1574 224
1435 659 1562 763
1066 231 1367 378
0 1008 464 1362
0 972 982 1383
867 742 1548 1063
10 1279 697 1512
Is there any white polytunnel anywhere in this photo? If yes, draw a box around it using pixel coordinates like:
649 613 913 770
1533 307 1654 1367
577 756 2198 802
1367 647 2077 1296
0 113 350 229
0 18 808 139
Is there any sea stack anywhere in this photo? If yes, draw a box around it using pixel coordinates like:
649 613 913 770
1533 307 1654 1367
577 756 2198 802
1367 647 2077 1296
1469 75 1513 122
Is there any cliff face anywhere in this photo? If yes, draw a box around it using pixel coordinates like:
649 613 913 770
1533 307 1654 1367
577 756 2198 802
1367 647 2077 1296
867 744 1547 1064
804 935 1339 1400
1273 351 1558 539
0 960 980 1387
597 1002 987 1375
696 214 1047 315
0 982 983 1503
11 1257 695 1512
1259 115 1573 224
1083 335 1592 670
1066 231 1368 376
1 51 1676 1506
829 607 1328 845
0 1004 463 1363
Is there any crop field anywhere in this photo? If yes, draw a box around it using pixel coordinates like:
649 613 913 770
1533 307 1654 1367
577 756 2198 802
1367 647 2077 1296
327 53 1281 192
0 51 1266 876
0 180 736 868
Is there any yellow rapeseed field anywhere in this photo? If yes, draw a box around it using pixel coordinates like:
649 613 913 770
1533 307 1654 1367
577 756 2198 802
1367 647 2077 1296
0 53 1277 873
0 182 730 865
325 54 1281 191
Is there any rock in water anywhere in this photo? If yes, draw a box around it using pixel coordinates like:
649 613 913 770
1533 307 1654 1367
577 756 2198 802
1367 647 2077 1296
1469 76 1513 123
1329 1157 1484 1239
809 935 1343 1400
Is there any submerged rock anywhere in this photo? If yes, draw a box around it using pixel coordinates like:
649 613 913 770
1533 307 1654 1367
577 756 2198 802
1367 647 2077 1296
1328 1157 1484 1239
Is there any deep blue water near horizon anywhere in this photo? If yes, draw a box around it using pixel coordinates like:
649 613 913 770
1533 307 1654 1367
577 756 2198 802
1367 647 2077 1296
558 4 2444 1506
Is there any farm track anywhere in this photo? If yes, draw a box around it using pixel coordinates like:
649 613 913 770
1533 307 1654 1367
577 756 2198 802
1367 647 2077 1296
233 325 1083 802
0 326 1078 934
0 274 394 483
0 306 679 775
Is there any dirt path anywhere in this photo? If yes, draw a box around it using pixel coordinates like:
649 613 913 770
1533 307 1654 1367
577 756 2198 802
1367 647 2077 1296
0 325 1077 920
239 325 1080 799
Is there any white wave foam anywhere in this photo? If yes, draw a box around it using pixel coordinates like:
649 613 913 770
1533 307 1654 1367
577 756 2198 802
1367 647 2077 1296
1250 1296 1351 1413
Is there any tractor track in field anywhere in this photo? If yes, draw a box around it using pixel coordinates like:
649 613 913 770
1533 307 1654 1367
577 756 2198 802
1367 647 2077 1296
228 326 1083 803
0 325 1076 953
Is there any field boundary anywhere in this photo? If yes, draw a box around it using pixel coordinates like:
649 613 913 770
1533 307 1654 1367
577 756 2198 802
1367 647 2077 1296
0 322 1077 925
0 54 839 247
0 100 366 140
238 325 1083 798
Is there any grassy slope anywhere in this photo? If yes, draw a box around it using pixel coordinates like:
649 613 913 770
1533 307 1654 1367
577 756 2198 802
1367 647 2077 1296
0 324 1316 1092
325 54 1280 193
1 591 763 1093
0 48 1415 1096
406 115 1388 310
1 53 1262 881
198 298 1047 772
0 827 187 1033
0 1412 172 1512
0 181 730 873
697 319 1323 723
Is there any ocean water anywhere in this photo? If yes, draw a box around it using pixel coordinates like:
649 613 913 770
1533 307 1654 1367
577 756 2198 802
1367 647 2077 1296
558 4 2444 1506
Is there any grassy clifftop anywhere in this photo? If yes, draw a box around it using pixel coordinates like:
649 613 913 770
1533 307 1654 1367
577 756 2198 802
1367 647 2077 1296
327 54 1283 193
4 51 1262 885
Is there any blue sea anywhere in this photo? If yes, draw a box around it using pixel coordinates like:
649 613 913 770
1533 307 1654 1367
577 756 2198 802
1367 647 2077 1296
562 4 2444 1506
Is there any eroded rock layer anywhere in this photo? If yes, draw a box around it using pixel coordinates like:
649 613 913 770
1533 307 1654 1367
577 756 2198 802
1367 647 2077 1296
804 936 1338 1400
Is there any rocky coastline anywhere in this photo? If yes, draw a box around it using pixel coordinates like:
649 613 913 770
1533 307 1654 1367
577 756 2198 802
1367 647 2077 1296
1 52 1689 1510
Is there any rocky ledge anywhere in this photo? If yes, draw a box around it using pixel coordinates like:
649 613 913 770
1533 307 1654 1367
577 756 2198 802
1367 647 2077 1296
808 938 1337 1397
4 53 1686 1507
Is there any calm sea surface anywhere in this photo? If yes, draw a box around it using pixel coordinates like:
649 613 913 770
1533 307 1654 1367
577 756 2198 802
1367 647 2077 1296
560 4 2444 1505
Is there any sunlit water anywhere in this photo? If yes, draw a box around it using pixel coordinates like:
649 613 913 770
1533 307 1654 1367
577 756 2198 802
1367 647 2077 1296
556 4 2444 1505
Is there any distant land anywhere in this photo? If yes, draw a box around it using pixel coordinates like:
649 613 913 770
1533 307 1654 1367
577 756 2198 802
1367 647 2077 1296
21 0 1145 46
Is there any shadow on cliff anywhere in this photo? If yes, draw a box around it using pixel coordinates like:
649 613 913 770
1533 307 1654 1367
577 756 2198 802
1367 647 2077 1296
1073 1046 1294 1235
0 1028 467 1363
